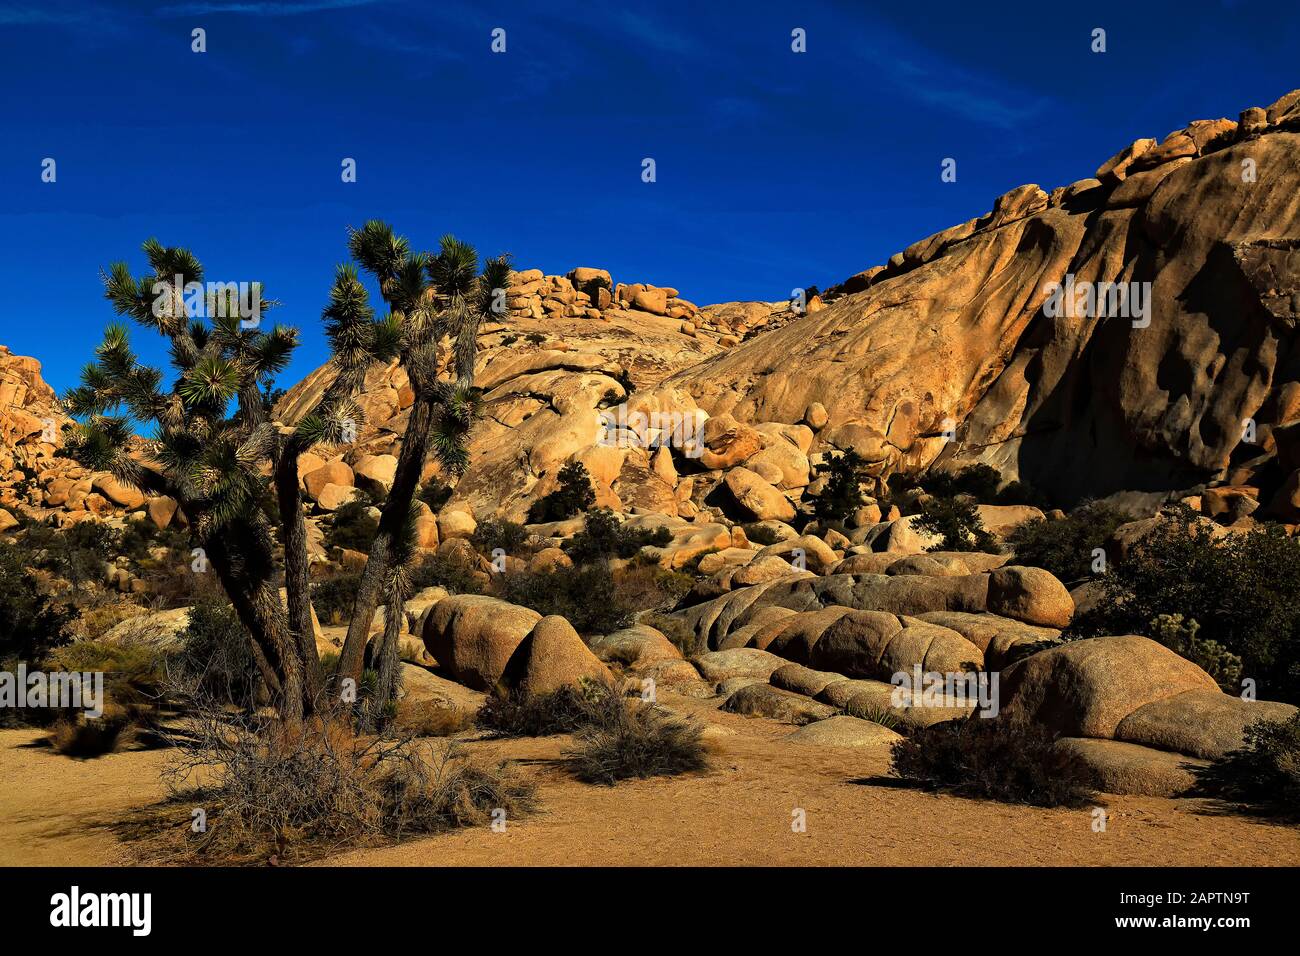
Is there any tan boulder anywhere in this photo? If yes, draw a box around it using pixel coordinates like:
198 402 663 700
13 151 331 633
724 468 795 522
1114 690 1298 759
92 474 145 509
147 496 179 529
501 615 613 697
353 454 398 493
437 508 477 541
303 460 353 500
421 594 542 691
986 566 1073 628
784 715 904 748
316 483 359 512
999 636 1222 739
1055 738 1205 797
699 414 762 470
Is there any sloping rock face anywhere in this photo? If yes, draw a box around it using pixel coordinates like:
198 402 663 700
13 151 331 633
655 91 1300 506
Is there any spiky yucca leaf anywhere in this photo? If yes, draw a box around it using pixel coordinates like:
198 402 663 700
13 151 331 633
179 355 242 406
348 220 409 288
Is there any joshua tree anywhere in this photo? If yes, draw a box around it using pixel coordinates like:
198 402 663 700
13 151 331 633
62 228 509 720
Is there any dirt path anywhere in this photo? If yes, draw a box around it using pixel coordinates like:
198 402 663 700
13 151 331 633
3 696 1297 868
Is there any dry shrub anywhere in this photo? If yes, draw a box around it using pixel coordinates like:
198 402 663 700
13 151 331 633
477 681 607 737
154 705 536 864
393 702 474 738
564 691 710 785
890 717 1093 808
49 710 134 757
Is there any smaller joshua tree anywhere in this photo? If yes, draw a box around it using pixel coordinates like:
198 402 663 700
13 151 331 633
63 229 510 721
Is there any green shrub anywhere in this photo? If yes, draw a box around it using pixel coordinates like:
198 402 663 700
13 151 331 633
49 713 134 758
1004 501 1134 584
811 450 870 523
640 611 705 658
527 461 596 523
1196 713 1300 813
174 599 261 706
1070 512 1300 703
562 509 672 564
0 542 71 666
471 517 530 555
326 498 378 553
891 718 1093 808
914 496 999 553
496 562 633 634
312 574 362 625
408 552 487 595
742 522 785 546
20 520 121 592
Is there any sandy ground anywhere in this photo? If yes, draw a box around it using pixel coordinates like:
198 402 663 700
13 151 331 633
3 694 1298 867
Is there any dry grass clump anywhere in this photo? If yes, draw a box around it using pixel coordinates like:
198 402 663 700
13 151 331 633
145 705 535 865
48 710 135 757
477 678 711 785
566 691 710 785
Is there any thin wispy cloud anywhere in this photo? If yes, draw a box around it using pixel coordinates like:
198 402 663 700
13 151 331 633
156 0 382 16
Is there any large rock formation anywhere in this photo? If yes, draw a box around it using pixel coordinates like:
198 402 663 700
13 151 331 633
654 91 1300 507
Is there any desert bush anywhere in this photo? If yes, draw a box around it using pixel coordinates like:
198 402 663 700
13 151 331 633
1196 713 1300 814
611 561 693 614
843 698 903 730
48 711 134 758
326 497 379 553
496 562 633 634
1070 512 1300 703
408 551 487 595
392 704 474 738
565 691 710 785
639 611 705 658
476 680 610 737
20 520 121 593
173 599 262 707
811 449 870 523
562 508 672 564
741 522 785 546
915 496 999 553
1004 501 1134 584
0 541 72 665
471 517 531 555
157 712 536 864
312 573 362 625
890 718 1093 807
527 461 596 523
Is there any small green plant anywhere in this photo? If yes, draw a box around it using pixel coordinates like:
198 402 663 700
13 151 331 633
408 552 487 595
174 599 262 707
496 563 634 634
566 692 710 785
326 497 379 553
1005 501 1134 584
312 574 362 625
562 509 672 564
0 541 71 666
471 517 530 555
811 450 870 523
528 461 596 523
476 680 610 737
915 496 999 553
741 522 786 546
844 698 903 730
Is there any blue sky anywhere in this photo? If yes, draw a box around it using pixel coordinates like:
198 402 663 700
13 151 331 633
2 0 1297 394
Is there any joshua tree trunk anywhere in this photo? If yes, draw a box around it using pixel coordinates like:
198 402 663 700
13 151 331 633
204 518 307 722
273 450 323 706
373 588 404 715
335 394 436 686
